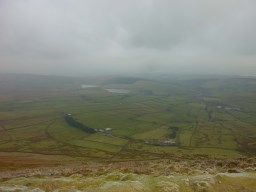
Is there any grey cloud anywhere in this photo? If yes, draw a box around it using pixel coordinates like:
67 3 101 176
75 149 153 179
0 0 256 75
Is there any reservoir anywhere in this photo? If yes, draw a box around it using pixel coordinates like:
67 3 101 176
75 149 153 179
105 89 130 94
81 85 98 88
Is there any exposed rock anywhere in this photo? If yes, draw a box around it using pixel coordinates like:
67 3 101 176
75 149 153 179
227 169 241 173
100 181 150 192
191 177 215 192
225 161 239 169
0 186 45 192
156 181 179 192
182 178 190 186
69 173 83 178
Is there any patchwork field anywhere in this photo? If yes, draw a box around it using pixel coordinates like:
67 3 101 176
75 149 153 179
0 74 255 163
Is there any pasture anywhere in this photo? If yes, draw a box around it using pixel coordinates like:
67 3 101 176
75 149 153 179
0 74 255 162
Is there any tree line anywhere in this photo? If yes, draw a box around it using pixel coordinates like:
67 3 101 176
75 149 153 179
64 115 96 134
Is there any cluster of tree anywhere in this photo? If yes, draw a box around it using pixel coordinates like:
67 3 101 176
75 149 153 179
64 115 96 134
169 126 179 139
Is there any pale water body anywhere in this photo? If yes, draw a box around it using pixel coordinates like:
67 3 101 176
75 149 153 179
105 89 130 94
81 85 98 88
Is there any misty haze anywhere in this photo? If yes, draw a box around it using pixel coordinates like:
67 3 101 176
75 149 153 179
0 1 256 191
1 0 256 76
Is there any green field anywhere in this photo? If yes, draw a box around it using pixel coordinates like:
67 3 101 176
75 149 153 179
0 74 256 160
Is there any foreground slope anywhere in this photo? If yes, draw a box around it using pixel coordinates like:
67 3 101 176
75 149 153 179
0 157 255 192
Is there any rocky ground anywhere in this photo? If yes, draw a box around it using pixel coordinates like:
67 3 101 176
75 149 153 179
0 156 255 192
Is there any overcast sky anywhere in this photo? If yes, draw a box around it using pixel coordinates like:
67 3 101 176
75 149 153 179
1 0 256 76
